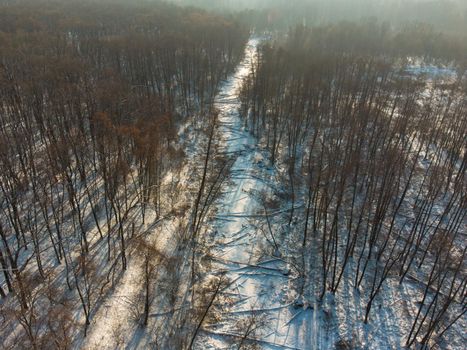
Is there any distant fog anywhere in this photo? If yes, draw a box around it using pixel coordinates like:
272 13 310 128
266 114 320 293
168 0 467 33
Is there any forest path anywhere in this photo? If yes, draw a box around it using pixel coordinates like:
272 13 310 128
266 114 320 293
199 38 322 350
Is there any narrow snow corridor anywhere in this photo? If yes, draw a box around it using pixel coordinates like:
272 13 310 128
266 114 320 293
198 38 322 350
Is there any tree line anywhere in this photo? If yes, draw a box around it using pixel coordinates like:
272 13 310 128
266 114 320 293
0 0 248 348
239 25 466 348
171 0 467 35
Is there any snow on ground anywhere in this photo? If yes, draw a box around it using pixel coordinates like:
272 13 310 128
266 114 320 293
405 64 457 79
193 37 322 350
194 37 466 350
189 36 341 350
76 37 465 350
80 211 174 349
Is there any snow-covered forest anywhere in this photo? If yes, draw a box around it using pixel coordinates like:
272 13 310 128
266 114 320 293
0 1 465 349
